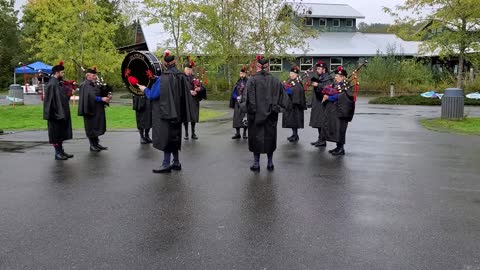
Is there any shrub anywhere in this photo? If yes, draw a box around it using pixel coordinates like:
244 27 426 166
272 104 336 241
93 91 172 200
369 95 480 105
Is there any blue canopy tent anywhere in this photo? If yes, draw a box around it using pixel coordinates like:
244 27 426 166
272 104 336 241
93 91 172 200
13 61 53 84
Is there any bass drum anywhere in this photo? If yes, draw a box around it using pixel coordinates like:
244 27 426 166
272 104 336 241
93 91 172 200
121 51 163 96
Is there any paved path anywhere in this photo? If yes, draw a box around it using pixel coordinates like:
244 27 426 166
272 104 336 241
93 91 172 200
1 99 480 269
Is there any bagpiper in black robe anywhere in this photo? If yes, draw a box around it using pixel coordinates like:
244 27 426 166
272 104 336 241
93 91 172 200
336 83 355 146
321 81 355 154
132 95 153 143
245 70 287 154
43 77 73 144
309 72 333 133
183 74 206 139
78 79 107 146
150 66 192 153
282 82 306 129
230 77 248 129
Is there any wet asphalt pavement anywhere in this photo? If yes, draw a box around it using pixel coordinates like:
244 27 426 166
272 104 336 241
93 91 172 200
1 99 480 269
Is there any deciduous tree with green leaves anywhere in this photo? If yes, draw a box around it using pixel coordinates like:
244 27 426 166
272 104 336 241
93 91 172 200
190 0 251 88
385 0 480 88
0 0 21 89
21 0 121 82
243 0 318 57
142 0 191 60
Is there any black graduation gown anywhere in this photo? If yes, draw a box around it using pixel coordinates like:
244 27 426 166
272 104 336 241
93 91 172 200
336 85 355 145
183 74 206 123
151 67 192 152
309 73 333 128
43 77 73 143
78 80 107 138
244 71 288 154
321 82 355 144
282 82 306 129
132 95 152 130
230 77 248 128
321 100 339 143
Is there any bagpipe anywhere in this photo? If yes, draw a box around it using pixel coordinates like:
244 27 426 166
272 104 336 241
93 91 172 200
61 79 78 98
187 56 208 90
72 58 113 99
336 60 368 102
321 60 368 102
282 64 315 92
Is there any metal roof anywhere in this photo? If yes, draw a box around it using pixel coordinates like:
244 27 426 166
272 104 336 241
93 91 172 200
287 32 424 57
288 2 365 19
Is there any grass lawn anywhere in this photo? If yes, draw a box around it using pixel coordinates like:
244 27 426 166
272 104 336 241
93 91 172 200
0 104 225 131
420 117 480 135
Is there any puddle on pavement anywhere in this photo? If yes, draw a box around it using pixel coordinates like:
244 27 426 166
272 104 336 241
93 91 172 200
0 141 46 153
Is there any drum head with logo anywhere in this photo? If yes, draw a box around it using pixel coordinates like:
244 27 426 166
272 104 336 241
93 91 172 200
121 51 162 96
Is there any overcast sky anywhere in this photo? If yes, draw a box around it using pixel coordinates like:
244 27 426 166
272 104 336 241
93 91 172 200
14 0 405 24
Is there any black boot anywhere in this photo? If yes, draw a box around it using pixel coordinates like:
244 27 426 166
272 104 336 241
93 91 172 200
242 128 248 139
96 138 108 150
328 147 339 153
153 165 172 173
144 129 152 143
54 144 68 160
89 138 101 152
139 129 147 144
60 143 74 158
153 153 172 173
331 144 345 156
232 128 241 139
250 153 260 172
312 129 322 145
314 140 327 147
191 123 198 140
184 123 189 140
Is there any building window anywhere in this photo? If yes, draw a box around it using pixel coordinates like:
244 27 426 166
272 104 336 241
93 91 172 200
300 57 313 71
333 19 340 27
330 57 343 71
346 19 353 27
304 17 313 26
269 59 282 72
319 18 326 26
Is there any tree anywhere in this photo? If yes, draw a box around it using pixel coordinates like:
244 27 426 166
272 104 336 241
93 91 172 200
142 0 191 59
385 0 480 88
97 0 137 47
185 0 318 89
21 0 121 82
358 22 392 33
243 0 318 57
189 0 251 88
0 0 21 89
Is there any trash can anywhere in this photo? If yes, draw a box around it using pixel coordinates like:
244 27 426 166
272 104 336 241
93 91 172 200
441 88 464 120
8 84 24 105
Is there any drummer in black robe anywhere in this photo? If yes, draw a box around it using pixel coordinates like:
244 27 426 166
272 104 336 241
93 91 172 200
132 94 152 144
229 66 249 139
282 66 307 142
78 67 111 152
43 61 74 160
137 50 193 173
183 60 206 140
321 66 355 156
243 55 288 172
309 61 333 147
